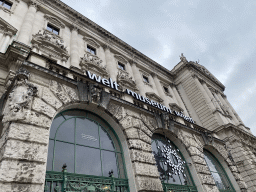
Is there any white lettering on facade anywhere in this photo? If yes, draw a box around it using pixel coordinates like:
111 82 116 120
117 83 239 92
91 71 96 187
85 70 194 124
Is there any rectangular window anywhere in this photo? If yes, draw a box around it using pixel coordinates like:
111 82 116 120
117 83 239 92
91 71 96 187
143 76 149 83
0 0 12 9
46 24 60 35
163 86 169 93
118 62 125 70
87 45 96 55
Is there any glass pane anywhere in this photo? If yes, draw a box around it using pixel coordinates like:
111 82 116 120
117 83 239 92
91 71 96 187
99 126 115 151
47 25 52 32
117 153 125 178
204 152 218 173
3 2 11 9
46 140 54 171
76 118 99 147
101 150 118 178
62 110 86 119
76 146 101 176
212 172 225 189
54 142 74 173
55 118 75 143
50 114 65 139
53 29 59 35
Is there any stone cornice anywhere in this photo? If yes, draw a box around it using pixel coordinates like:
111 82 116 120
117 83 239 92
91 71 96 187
172 61 225 91
0 17 18 35
41 0 173 79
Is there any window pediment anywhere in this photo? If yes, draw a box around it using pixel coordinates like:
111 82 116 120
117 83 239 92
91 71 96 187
117 69 138 92
169 103 183 112
146 92 163 103
44 14 65 29
114 54 128 64
83 36 100 48
0 17 17 35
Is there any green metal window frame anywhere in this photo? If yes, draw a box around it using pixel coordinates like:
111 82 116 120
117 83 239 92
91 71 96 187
45 109 129 192
151 134 198 192
203 149 235 192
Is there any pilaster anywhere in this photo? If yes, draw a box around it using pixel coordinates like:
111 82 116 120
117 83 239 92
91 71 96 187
17 0 38 45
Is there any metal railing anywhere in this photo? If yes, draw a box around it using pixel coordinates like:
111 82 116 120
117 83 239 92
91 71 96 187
162 183 198 192
44 165 129 192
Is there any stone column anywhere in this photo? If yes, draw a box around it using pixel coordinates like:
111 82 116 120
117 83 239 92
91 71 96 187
171 84 189 116
17 0 38 45
0 32 4 45
70 26 79 68
104 45 117 81
152 73 169 107
0 32 12 53
131 62 146 96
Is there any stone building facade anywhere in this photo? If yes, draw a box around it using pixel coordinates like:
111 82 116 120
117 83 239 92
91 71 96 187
0 0 255 192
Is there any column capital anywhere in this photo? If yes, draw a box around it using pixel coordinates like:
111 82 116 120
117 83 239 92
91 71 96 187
71 25 79 32
199 78 206 84
28 0 39 9
192 73 199 79
169 82 176 87
4 31 13 37
103 38 112 50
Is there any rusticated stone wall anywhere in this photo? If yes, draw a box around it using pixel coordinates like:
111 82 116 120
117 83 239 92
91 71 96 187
0 69 249 192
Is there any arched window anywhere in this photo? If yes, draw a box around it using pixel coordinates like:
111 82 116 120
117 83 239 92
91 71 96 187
151 133 197 192
203 149 235 192
45 109 128 191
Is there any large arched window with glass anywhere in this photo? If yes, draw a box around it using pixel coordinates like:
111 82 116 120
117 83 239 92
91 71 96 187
151 133 197 192
45 109 129 192
203 149 235 192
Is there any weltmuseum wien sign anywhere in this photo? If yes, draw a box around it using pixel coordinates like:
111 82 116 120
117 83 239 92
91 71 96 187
87 71 194 124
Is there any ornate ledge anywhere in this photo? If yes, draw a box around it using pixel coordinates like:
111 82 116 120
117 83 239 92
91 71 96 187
117 69 138 92
145 92 163 103
79 51 109 78
31 29 69 62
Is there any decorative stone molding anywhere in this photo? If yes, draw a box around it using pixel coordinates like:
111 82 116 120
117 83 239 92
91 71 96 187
83 36 100 48
31 29 69 62
79 51 108 78
117 69 138 92
44 14 65 29
145 92 163 103
169 103 183 112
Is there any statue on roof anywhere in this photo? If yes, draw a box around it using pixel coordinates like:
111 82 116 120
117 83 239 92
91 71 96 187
179 53 187 63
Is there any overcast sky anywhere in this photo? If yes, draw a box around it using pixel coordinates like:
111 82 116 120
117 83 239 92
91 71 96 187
61 0 256 135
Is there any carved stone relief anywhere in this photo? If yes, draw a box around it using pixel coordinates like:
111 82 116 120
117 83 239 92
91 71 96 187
2 68 37 123
80 51 108 78
31 29 69 62
116 69 138 92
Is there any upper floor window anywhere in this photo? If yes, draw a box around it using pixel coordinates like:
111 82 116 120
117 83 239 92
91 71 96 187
143 75 149 83
46 23 59 35
0 0 12 9
151 134 197 191
87 45 96 55
118 62 125 70
204 149 235 191
163 86 169 93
